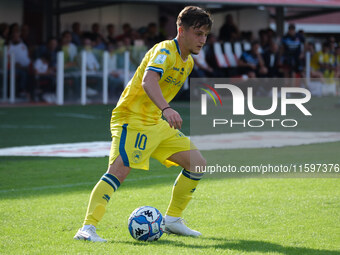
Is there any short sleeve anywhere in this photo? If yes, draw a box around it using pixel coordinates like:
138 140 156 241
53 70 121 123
146 46 174 78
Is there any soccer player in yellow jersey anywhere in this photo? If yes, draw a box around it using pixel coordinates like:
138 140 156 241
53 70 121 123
74 6 212 242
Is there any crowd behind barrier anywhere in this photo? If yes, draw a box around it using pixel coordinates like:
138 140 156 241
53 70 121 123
0 19 339 104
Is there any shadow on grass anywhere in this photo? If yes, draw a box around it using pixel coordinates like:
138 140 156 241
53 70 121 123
115 237 340 255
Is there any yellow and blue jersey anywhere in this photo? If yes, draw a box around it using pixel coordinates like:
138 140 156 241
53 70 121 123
111 39 194 126
311 51 335 71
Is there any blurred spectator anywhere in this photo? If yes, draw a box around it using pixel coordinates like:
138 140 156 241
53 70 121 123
334 46 340 78
266 28 277 44
306 42 323 78
47 37 58 68
238 40 267 78
8 30 31 68
39 37 59 69
107 42 119 75
241 31 253 42
328 36 338 54
131 29 143 45
144 22 161 49
106 24 116 45
218 14 239 42
93 33 106 50
71 22 82 46
34 53 53 75
116 23 133 44
80 36 102 96
258 29 269 53
33 53 56 102
280 24 303 77
204 34 218 69
60 31 78 68
91 23 104 42
8 23 20 39
107 42 124 97
7 30 31 98
305 42 316 56
21 24 35 48
262 41 281 77
297 29 306 44
83 37 100 71
311 42 335 79
0 23 9 46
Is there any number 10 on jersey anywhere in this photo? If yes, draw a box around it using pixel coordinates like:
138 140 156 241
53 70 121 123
135 133 147 150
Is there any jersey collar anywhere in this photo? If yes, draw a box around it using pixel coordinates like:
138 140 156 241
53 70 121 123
173 38 181 56
173 38 188 62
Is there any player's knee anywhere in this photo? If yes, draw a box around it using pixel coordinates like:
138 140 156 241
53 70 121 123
191 156 206 173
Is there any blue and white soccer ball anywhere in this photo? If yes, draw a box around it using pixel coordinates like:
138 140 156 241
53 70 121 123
128 206 165 241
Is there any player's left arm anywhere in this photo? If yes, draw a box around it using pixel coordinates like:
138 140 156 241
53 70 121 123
142 70 182 129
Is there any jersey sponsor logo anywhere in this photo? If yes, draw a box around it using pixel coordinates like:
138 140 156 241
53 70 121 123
160 48 170 54
173 67 185 75
154 54 167 64
164 75 184 87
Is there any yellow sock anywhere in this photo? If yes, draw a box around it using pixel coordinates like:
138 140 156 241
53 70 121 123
83 173 121 227
166 169 204 217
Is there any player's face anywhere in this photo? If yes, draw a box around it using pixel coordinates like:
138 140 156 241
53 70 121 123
183 25 210 55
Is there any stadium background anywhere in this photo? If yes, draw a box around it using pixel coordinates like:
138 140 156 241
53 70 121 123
1 0 340 104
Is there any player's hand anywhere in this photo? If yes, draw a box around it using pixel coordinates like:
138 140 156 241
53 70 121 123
163 108 182 129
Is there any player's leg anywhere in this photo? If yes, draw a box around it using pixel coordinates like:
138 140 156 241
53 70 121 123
82 156 131 227
164 149 206 236
74 155 130 242
75 122 158 242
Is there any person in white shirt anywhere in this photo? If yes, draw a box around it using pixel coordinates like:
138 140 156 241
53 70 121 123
8 31 30 67
33 53 56 102
83 37 100 72
107 42 124 97
61 31 78 68
82 37 101 96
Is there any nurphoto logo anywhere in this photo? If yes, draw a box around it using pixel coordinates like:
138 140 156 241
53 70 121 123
200 83 312 128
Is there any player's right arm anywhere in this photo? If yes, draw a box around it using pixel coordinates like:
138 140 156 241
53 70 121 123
142 70 182 129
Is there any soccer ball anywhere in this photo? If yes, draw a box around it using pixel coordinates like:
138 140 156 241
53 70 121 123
128 206 165 241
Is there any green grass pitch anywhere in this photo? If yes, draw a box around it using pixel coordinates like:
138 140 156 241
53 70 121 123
0 100 339 254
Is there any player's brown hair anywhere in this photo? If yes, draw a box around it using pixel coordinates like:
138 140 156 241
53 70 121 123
177 6 212 30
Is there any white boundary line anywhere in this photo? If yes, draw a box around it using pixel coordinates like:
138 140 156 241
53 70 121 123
1 131 340 157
